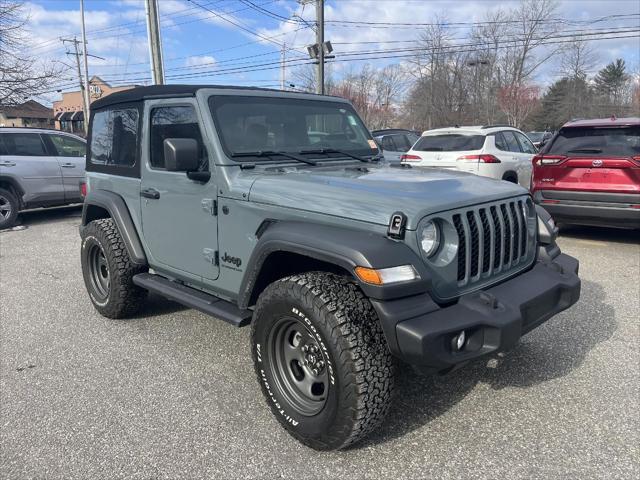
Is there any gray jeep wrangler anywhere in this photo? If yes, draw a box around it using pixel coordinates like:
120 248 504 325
79 85 581 450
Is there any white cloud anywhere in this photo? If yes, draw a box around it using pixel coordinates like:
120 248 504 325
184 55 216 67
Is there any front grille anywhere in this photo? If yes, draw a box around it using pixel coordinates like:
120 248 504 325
450 198 534 289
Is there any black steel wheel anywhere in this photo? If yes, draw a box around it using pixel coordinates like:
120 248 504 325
81 218 147 318
251 272 394 450
87 242 110 301
269 317 330 416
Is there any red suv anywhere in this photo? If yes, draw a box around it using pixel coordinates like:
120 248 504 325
531 117 640 229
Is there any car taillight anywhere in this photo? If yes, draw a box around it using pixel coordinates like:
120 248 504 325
456 154 501 163
400 154 422 162
533 154 567 166
80 180 87 198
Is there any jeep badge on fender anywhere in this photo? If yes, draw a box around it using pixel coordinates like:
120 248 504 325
79 85 581 450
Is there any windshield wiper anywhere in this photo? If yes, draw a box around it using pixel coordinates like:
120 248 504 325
231 150 317 165
417 147 444 151
566 148 603 154
298 148 377 163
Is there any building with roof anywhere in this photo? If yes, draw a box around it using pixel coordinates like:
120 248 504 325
52 76 137 136
0 100 54 128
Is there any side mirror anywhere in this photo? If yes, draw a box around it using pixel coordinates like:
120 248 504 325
163 138 199 172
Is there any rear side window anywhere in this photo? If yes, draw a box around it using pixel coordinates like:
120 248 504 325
547 126 640 157
514 131 537 154
48 134 86 157
391 134 412 152
501 131 522 153
413 134 485 152
381 136 396 151
90 108 139 167
0 133 48 156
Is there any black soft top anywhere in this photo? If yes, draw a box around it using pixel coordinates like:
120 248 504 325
90 84 339 110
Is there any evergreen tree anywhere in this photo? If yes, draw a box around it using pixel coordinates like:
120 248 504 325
594 59 630 105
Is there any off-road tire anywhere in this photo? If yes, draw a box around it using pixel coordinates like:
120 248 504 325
251 272 394 450
0 188 19 230
81 218 147 318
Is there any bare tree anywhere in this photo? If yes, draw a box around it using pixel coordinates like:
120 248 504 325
0 1 65 105
560 37 598 80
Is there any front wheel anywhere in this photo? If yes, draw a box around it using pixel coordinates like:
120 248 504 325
251 272 394 450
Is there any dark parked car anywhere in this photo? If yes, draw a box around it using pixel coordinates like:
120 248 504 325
371 128 420 163
531 117 640 229
526 131 553 149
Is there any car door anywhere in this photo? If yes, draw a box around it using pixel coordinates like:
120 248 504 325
513 131 536 188
500 130 527 184
139 100 219 281
0 132 64 207
44 133 87 203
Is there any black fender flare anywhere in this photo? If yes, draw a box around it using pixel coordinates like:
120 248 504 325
238 220 431 310
80 189 147 265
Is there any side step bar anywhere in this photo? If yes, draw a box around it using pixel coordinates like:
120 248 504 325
133 273 252 327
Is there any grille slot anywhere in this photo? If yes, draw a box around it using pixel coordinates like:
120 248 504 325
455 198 533 287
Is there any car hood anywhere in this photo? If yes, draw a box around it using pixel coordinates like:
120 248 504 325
248 164 527 230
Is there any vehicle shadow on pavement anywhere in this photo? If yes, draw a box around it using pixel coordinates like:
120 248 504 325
12 205 83 228
558 225 639 244
362 279 616 448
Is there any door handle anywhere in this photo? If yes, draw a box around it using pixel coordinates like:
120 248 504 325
61 163 76 168
0 161 16 167
141 188 160 199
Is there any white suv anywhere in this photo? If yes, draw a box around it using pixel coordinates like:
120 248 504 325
401 125 537 188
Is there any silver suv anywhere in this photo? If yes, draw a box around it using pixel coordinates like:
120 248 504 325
0 127 86 229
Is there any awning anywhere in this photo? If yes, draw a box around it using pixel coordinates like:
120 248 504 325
54 111 64 121
71 111 84 121
59 112 74 121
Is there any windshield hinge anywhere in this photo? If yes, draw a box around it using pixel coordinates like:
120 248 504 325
201 198 217 216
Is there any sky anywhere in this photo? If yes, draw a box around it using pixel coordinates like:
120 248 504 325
19 0 640 105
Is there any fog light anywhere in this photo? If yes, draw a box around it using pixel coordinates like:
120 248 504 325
452 330 466 351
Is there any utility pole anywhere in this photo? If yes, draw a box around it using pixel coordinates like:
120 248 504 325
280 43 286 90
145 0 165 85
79 0 90 133
62 38 89 135
316 0 324 94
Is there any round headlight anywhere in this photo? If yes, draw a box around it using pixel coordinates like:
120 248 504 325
420 221 440 257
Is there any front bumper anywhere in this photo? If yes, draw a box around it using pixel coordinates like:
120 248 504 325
371 254 580 373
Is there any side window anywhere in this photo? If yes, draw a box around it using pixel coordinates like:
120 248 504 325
90 108 139 166
493 132 508 151
381 136 396 151
392 134 411 152
514 132 537 154
0 133 48 156
48 135 86 157
502 131 522 153
150 105 208 171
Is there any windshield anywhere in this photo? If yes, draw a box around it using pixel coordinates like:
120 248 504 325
209 95 377 160
413 134 485 153
547 126 640 157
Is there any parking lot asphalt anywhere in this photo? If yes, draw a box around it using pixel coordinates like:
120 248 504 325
0 206 638 479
